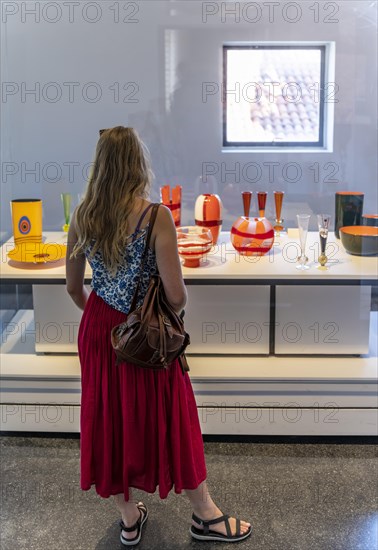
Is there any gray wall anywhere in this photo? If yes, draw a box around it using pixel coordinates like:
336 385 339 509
1 1 377 237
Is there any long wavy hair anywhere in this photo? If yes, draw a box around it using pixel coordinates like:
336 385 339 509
71 127 154 274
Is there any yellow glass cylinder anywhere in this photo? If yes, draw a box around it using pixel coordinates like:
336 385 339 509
11 199 43 244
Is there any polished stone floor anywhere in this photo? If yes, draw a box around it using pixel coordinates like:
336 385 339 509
0 436 377 550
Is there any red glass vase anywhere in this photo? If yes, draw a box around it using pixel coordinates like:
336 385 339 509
160 185 182 227
194 193 223 245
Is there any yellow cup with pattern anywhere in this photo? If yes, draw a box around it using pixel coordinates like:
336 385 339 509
11 199 43 244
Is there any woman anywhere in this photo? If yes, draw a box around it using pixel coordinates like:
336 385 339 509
66 126 251 546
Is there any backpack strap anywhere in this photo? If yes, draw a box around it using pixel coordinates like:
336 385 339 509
129 203 160 312
133 203 154 236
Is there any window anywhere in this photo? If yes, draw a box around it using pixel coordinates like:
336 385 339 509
223 45 326 149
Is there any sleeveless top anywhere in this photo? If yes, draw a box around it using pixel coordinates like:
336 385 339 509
84 204 158 314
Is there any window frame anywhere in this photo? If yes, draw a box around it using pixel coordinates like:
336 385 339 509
222 44 326 149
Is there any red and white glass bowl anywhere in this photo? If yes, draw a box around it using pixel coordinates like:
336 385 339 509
231 216 274 256
176 226 213 268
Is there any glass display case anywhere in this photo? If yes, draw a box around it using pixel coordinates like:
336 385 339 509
1 230 377 435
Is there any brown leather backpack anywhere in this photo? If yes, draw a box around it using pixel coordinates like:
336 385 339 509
111 203 190 372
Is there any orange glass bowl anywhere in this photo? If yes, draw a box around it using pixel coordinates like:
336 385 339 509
194 193 223 245
340 226 378 256
362 214 378 227
231 217 274 256
176 226 213 267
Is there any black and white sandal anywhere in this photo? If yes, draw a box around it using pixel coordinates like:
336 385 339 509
119 502 148 546
190 513 252 543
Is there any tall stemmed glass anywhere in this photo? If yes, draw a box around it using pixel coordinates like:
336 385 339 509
317 214 331 269
242 191 252 217
257 191 267 217
273 191 285 235
61 193 72 232
296 214 311 270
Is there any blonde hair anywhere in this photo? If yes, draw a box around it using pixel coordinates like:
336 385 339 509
71 127 154 274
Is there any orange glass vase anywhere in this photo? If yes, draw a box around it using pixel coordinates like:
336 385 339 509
194 193 223 245
160 185 181 227
231 192 274 256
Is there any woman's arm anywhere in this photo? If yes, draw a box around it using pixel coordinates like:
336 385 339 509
65 211 90 311
154 205 187 313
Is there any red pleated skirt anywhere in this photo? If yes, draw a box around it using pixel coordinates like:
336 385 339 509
78 290 207 500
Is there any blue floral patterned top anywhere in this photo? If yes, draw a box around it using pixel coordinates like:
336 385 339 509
84 222 158 314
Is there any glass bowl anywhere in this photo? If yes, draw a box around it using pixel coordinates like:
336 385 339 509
176 226 213 268
340 226 378 256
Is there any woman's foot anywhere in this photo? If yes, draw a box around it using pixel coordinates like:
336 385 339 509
185 481 251 542
191 505 251 537
121 504 141 541
119 502 148 546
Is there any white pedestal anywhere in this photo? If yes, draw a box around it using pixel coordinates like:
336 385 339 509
32 285 91 353
0 310 377 435
1 231 377 435
185 285 270 354
275 285 371 355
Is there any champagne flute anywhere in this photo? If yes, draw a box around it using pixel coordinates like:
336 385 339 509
242 191 252 217
296 214 311 270
274 191 285 235
317 214 331 269
257 191 267 218
61 193 72 232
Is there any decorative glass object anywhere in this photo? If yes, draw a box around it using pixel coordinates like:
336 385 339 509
160 185 182 227
61 193 72 232
273 191 285 235
257 191 267 217
194 193 223 245
242 191 252 217
317 214 331 269
8 198 66 264
296 214 311 270
231 192 274 256
340 226 378 256
362 214 378 227
334 192 364 238
176 226 212 268
11 199 43 244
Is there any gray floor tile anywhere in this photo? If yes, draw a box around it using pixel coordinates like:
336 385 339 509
1 437 377 550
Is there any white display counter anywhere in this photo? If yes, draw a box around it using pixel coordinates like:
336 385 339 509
1 231 377 435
